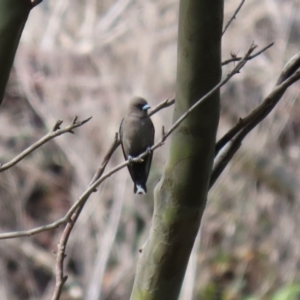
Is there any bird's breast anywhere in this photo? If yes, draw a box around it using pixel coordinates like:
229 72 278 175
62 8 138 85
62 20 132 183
123 117 154 156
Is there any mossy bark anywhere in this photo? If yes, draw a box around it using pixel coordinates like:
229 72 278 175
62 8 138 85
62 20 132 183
0 0 31 105
130 0 223 299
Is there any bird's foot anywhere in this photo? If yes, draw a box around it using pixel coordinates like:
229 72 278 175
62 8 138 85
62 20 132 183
146 146 152 155
128 155 133 164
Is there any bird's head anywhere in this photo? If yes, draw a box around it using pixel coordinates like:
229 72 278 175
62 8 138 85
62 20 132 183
128 97 151 117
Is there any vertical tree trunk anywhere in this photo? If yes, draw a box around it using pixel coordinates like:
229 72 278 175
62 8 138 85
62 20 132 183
130 0 223 299
0 0 31 104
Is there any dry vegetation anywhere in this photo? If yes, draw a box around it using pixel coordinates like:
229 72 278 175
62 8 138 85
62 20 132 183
0 0 300 299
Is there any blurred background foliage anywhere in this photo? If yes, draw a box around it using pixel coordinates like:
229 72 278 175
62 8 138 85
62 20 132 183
0 0 300 299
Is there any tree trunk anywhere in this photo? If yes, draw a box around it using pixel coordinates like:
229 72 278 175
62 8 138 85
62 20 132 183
130 0 223 299
0 0 31 104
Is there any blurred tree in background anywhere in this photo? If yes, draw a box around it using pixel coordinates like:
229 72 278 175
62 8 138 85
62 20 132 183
0 0 300 300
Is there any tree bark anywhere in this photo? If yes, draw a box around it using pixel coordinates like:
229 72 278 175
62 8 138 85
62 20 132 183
130 0 223 299
0 0 31 105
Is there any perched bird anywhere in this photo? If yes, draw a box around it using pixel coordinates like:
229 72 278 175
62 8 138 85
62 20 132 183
119 97 155 194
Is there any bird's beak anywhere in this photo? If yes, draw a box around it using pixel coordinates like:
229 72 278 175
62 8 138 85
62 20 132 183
142 104 151 111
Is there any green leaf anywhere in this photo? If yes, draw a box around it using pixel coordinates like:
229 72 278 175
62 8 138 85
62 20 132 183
272 284 300 300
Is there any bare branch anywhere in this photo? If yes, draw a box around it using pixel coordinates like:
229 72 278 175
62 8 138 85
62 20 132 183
52 120 63 131
89 133 120 186
162 126 166 140
222 0 245 35
0 44 258 241
159 43 257 143
0 97 174 240
211 53 300 188
216 51 300 157
51 134 121 300
276 52 300 84
76 45 257 201
0 45 258 300
149 98 175 117
222 42 274 66
0 96 173 176
88 98 176 187
0 217 66 239
51 224 70 300
51 205 83 300
0 116 92 173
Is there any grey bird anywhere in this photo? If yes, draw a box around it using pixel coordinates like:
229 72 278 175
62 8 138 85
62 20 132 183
119 97 155 194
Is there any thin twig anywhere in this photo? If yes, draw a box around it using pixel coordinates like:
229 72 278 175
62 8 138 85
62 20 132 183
60 45 256 228
85 99 175 185
216 50 300 157
0 116 92 172
0 43 258 241
149 98 175 117
276 52 300 85
158 43 257 143
0 218 66 239
222 42 274 66
211 54 300 188
67 44 257 206
0 97 173 240
51 134 121 300
222 0 246 35
51 204 84 300
42 98 175 300
89 132 120 186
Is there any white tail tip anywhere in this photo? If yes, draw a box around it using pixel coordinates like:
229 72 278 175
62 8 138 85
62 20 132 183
136 185 146 195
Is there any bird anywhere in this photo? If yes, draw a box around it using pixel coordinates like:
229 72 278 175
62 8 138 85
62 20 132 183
119 97 155 194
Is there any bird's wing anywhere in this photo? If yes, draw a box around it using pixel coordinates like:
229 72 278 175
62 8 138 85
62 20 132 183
150 118 155 141
119 118 127 161
119 118 135 181
144 118 155 179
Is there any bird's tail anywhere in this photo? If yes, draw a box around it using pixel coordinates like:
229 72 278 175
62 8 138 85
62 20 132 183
134 183 147 194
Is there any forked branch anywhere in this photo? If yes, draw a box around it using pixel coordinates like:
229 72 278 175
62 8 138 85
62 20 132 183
211 52 300 188
0 43 258 241
0 116 92 172
0 44 267 300
222 42 274 66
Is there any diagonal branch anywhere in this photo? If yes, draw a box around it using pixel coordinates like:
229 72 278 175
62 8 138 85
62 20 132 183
0 45 260 300
0 43 259 241
89 133 120 185
222 0 245 35
215 51 300 157
51 196 91 300
57 45 257 213
0 99 173 240
158 43 257 143
0 116 92 172
50 134 120 300
211 52 300 188
221 42 274 66
149 98 175 117
50 44 257 299
51 211 78 300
